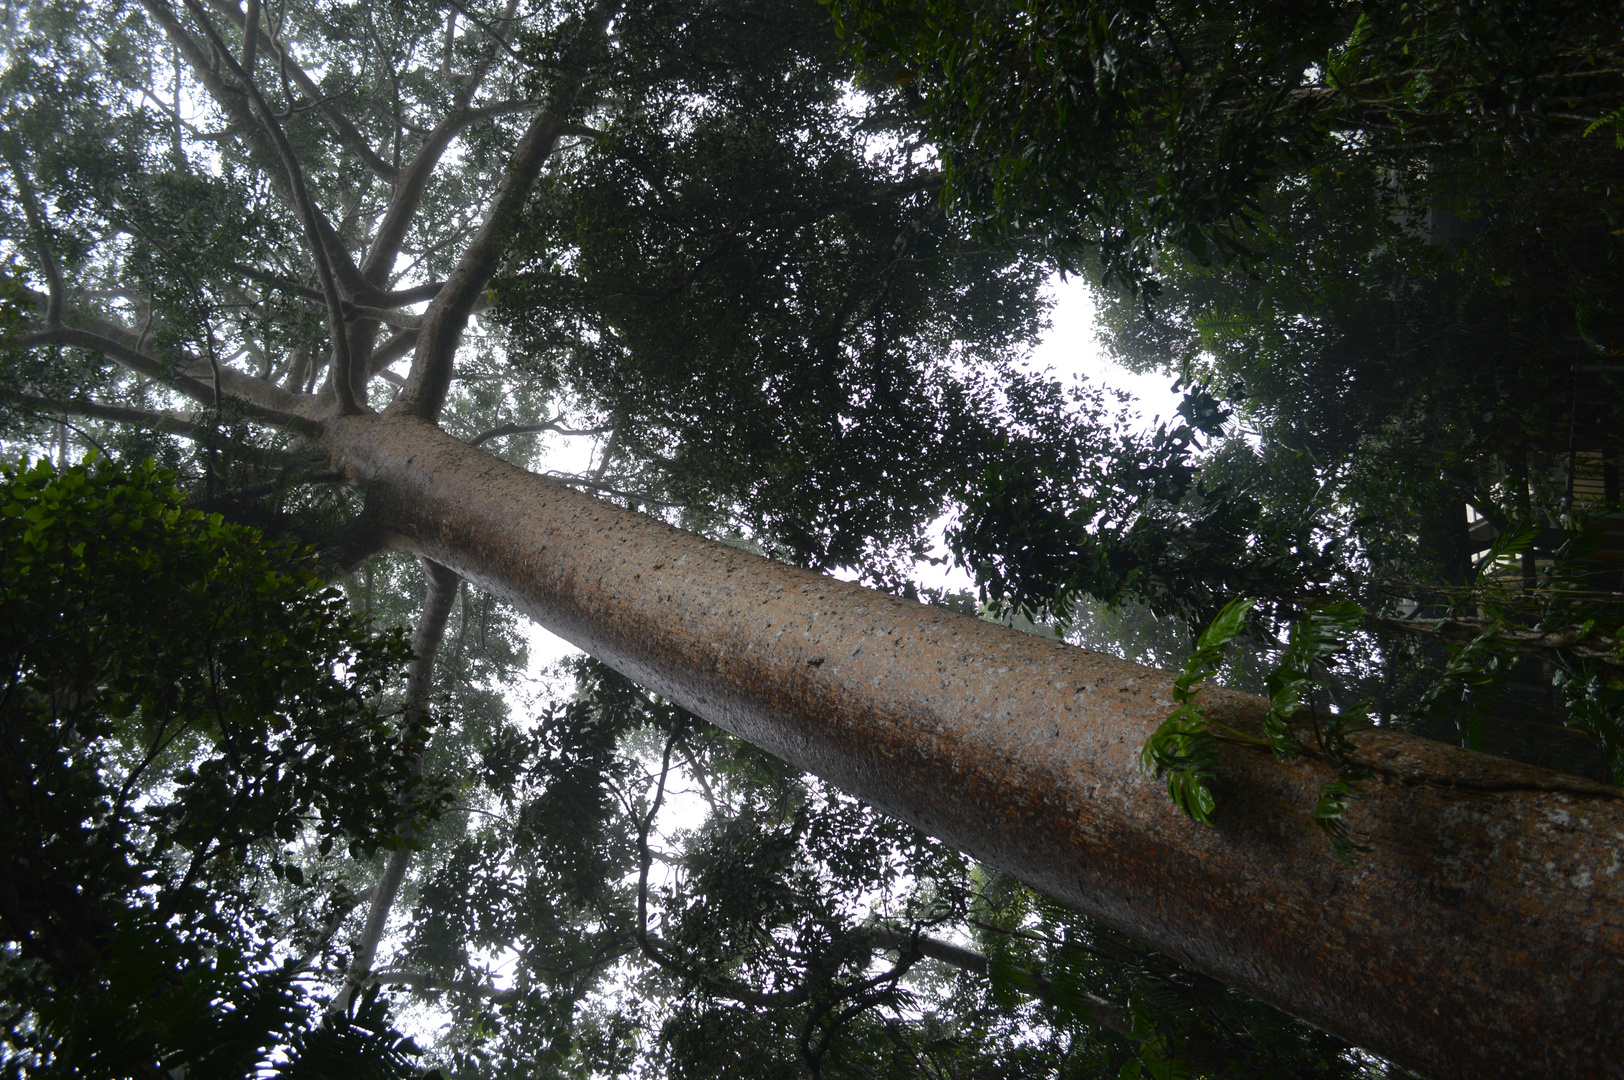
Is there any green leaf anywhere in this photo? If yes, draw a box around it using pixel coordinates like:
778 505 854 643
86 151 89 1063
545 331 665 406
1173 596 1254 705
1140 597 1253 825
1313 780 1370 867
1261 599 1366 759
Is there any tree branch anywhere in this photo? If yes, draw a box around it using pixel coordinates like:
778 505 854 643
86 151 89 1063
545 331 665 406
85 308 310 417
469 417 611 446
364 967 517 1002
342 301 421 330
292 886 376 973
399 0 620 421
370 328 418 377
633 733 816 1009
1 145 63 326
5 391 212 441
15 323 319 433
1371 614 1624 670
359 0 523 284
378 281 446 306
138 0 373 299
16 325 202 403
359 113 479 286
226 259 324 303
588 424 618 481
179 0 362 414
137 2 284 196
543 472 680 510
634 730 676 968
860 924 1131 1036
239 0 258 74
200 0 399 182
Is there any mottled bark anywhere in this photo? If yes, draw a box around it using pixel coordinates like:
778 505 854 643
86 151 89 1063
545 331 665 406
326 406 1624 1080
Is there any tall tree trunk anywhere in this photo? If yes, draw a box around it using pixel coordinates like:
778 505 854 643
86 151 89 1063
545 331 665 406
334 557 461 1014
328 407 1624 1080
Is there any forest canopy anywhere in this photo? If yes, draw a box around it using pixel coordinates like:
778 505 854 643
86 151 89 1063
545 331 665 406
833 0 1624 775
1 0 1621 1076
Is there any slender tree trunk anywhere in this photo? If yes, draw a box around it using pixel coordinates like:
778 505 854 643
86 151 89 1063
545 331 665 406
334 557 461 1013
859 925 1133 1036
327 408 1622 1078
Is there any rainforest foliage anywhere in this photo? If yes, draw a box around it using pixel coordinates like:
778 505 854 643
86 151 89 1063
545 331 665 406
1 0 1620 1076
834 0 1624 786
0 457 440 1077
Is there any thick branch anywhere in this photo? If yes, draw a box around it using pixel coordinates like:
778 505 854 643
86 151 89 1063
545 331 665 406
371 328 417 378
379 281 446 306
459 98 542 123
183 0 363 413
359 0 522 284
224 258 419 331
138 0 372 298
23 309 315 420
342 301 421 330
16 324 317 433
399 0 620 420
360 113 474 286
239 0 258 73
6 391 210 441
136 2 285 200
16 324 198 401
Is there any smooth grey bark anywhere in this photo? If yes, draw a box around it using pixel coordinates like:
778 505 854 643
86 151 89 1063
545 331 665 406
324 405 1624 1080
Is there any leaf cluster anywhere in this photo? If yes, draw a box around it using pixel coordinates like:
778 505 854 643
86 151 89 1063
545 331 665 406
0 456 438 1077
830 0 1624 292
496 0 1054 577
1141 597 1377 863
951 384 1351 631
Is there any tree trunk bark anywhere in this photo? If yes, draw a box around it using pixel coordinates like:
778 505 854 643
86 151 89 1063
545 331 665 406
329 408 1624 1080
